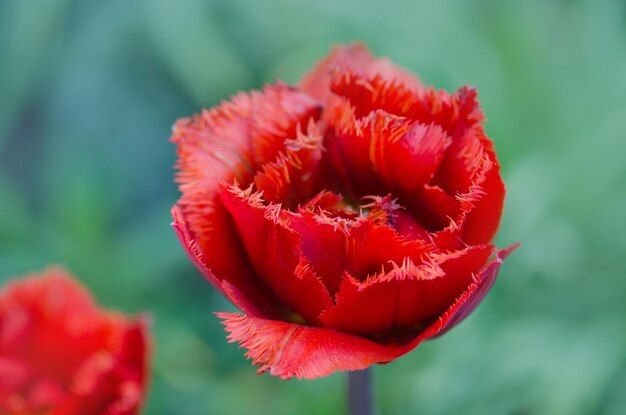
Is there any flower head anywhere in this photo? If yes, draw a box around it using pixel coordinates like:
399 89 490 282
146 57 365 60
171 43 517 379
0 268 149 414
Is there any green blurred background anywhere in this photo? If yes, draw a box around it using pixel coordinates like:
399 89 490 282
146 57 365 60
1 0 625 414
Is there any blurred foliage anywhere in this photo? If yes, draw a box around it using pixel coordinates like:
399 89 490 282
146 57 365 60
1 0 626 414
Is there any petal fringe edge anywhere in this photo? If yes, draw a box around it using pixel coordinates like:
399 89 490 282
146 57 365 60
217 311 403 380
172 206 284 319
215 243 518 379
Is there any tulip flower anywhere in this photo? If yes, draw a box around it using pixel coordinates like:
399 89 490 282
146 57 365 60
171 43 517 382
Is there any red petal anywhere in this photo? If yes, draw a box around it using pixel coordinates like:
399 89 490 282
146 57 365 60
427 88 492 206
322 101 383 198
299 43 423 103
253 120 324 207
0 269 148 415
367 119 451 193
432 125 486 196
283 211 348 295
392 210 431 242
328 71 483 137
54 321 148 415
325 101 451 201
300 190 345 212
217 312 402 380
430 129 505 248
406 185 460 234
434 243 519 336
216 244 516 379
330 71 420 119
0 269 115 384
459 131 506 245
319 245 493 335
220 185 333 325
247 83 322 166
418 85 484 136
172 82 319 193
288 211 432 296
171 206 285 319
172 83 321 295
172 92 255 194
172 196 262 294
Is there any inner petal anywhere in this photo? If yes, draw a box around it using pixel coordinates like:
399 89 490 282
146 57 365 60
253 120 324 209
288 210 432 296
248 82 322 167
321 100 454 233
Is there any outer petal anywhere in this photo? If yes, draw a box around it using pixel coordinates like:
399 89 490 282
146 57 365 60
319 245 493 335
220 184 333 325
171 206 284 319
432 122 487 196
430 135 503 249
172 83 322 305
217 311 404 380
299 43 424 103
459 130 506 245
172 82 320 195
330 71 420 119
328 70 483 137
434 243 519 336
171 198 265 308
216 245 515 380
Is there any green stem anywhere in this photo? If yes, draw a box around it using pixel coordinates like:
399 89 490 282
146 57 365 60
347 369 373 415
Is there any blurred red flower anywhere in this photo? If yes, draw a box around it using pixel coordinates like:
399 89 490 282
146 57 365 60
0 268 148 415
171 43 517 379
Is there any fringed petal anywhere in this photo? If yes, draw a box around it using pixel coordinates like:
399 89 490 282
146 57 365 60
299 43 424 103
172 82 320 195
434 243 519 336
406 185 460 234
217 312 402 380
247 83 322 166
171 206 283 319
459 130 506 245
430 131 504 249
288 210 432 296
324 101 453 219
327 70 483 138
215 243 515 379
172 83 322 282
330 71 420 119
319 245 494 335
432 125 488 196
253 119 324 208
220 184 333 324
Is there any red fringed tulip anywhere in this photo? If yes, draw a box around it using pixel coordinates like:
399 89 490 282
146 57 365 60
171 43 518 379
0 268 149 415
